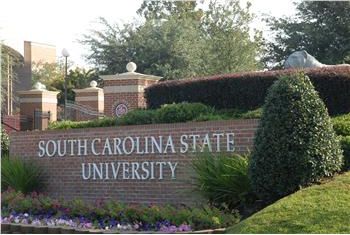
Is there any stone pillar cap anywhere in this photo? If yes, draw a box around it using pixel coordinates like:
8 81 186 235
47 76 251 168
73 80 103 93
17 82 60 95
33 82 46 91
100 62 162 81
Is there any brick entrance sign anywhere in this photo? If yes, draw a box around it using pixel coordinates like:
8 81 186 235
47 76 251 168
10 119 258 204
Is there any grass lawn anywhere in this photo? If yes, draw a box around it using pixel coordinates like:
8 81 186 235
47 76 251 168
228 171 350 233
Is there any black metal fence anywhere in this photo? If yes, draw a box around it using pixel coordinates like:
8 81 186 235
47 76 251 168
34 109 51 130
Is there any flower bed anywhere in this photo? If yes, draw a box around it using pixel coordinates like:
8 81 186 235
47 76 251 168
1 189 239 233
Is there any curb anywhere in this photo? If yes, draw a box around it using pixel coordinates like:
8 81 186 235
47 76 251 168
1 223 226 234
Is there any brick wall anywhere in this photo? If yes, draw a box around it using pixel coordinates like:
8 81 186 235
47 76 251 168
104 92 141 116
1 115 21 133
103 78 158 117
10 119 258 205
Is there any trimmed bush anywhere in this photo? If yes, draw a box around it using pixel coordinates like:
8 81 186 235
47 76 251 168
155 102 213 123
116 109 157 125
340 136 350 171
191 153 255 209
332 113 350 136
249 73 343 201
1 157 44 193
47 104 260 130
145 66 350 115
48 117 116 130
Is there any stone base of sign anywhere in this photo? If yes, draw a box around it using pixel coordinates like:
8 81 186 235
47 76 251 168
47 226 62 233
10 223 22 233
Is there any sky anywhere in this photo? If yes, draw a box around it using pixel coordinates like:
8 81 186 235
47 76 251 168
0 0 297 68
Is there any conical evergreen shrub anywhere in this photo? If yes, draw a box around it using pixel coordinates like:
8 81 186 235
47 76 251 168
249 73 343 201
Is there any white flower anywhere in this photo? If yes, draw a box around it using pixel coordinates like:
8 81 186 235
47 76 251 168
32 219 42 226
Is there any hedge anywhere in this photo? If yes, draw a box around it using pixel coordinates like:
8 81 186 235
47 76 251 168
340 136 350 171
332 113 350 136
145 65 350 115
48 104 261 130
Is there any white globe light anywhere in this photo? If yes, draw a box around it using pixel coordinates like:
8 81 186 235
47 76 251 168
90 80 97 88
34 82 46 90
126 62 137 72
62 48 70 57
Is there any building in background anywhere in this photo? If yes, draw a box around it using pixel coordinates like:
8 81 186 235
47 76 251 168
22 41 56 91
1 41 56 132
1 41 56 115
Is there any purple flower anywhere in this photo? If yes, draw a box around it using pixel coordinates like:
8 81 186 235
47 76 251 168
178 224 191 232
160 225 178 233
83 222 92 229
21 218 29 224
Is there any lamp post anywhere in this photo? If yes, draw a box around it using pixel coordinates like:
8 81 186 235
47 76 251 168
61 48 70 120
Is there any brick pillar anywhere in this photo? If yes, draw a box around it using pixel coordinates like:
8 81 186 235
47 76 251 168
101 62 161 117
73 81 104 121
17 82 59 130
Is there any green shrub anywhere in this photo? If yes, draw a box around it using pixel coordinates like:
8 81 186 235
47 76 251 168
156 102 213 123
116 109 157 125
191 153 254 209
168 207 192 226
49 120 82 129
48 117 116 130
250 73 343 201
145 66 350 115
48 103 261 130
1 157 44 193
189 206 240 229
240 108 262 119
340 136 350 171
193 114 227 122
332 113 350 136
216 108 262 120
92 117 117 127
1 128 10 156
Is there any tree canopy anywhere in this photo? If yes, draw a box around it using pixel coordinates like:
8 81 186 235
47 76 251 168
80 0 263 79
1 44 24 113
32 61 98 104
264 1 350 68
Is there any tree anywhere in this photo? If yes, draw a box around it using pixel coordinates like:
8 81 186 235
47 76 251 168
80 0 263 80
1 44 24 114
80 1 204 79
249 73 343 201
200 0 263 75
264 1 350 69
32 62 98 104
